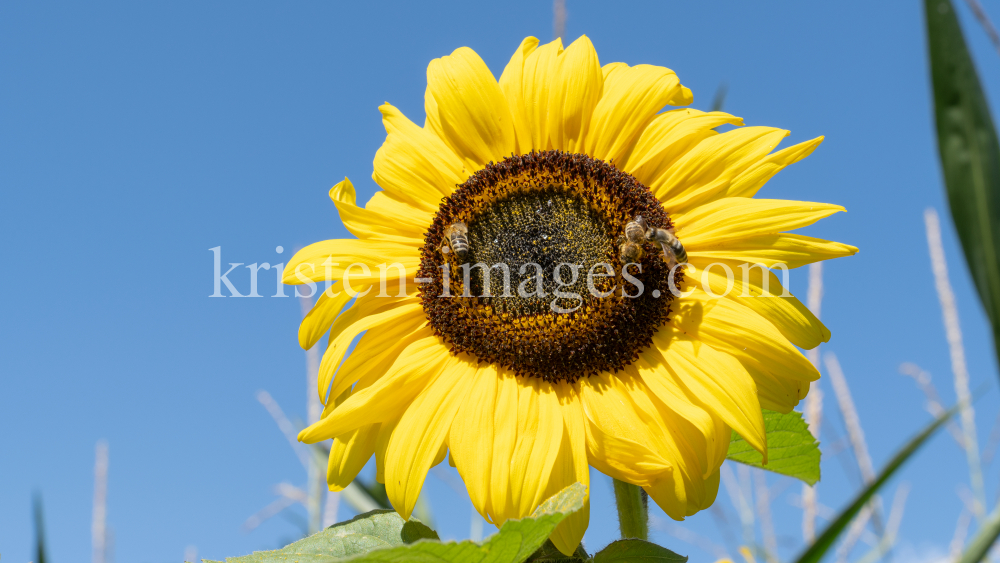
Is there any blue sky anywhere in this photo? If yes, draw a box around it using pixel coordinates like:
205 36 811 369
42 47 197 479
3 1 1000 561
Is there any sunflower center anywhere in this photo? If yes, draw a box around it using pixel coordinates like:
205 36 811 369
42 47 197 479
464 187 614 316
418 151 679 382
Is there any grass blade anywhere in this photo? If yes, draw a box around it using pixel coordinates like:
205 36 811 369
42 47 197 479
926 0 1000 368
958 505 1000 563
33 492 48 563
792 405 958 563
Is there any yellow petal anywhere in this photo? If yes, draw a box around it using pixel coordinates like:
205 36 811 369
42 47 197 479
618 366 717 482
327 423 380 491
548 385 591 556
489 370 520 522
644 465 721 521
655 127 789 212
633 356 728 478
374 104 468 210
625 108 744 187
363 191 434 232
329 177 427 244
385 355 475 518
515 38 562 151
552 36 603 153
319 299 423 403
298 335 448 442
744 362 809 413
324 310 428 402
726 136 824 198
513 36 603 153
425 46 516 170
579 374 674 485
669 287 819 385
374 417 399 484
650 326 766 460
499 36 540 155
676 198 845 247
298 283 355 350
585 63 692 166
693 260 829 349
510 379 564 517
282 239 419 285
450 363 500 518
688 233 858 269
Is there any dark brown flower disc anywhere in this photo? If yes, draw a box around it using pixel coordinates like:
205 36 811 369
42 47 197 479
418 150 680 382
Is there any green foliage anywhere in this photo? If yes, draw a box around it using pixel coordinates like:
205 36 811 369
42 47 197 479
926 0 1000 366
221 510 438 562
957 505 1000 563
792 406 958 563
591 539 687 562
214 483 588 563
347 482 588 562
726 409 821 485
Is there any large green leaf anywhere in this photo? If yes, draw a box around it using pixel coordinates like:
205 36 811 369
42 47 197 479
343 482 588 562
221 510 438 562
592 539 687 562
792 406 958 563
926 0 1000 364
726 409 821 485
957 504 1000 563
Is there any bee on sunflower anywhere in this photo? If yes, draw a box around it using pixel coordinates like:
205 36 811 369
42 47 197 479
284 35 856 555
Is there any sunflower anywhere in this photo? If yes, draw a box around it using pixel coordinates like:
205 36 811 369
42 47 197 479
286 36 856 554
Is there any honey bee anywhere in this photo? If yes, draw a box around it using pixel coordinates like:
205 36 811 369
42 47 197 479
619 241 643 264
619 215 648 264
440 221 469 261
645 225 687 269
626 216 648 243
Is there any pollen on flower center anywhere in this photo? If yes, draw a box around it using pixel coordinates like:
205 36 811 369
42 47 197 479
418 150 681 382
465 187 615 316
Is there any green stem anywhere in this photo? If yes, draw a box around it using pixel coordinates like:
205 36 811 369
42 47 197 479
612 479 648 540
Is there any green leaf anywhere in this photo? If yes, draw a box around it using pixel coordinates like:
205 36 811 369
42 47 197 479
792 405 959 563
225 509 439 562
344 482 588 563
592 539 687 562
726 409 821 485
957 504 1000 563
926 0 1000 365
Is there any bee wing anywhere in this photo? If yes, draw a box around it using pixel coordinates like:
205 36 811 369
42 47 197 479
659 242 677 268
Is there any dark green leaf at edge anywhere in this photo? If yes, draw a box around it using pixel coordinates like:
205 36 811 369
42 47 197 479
727 409 821 486
792 405 959 563
927 0 1000 368
592 539 687 562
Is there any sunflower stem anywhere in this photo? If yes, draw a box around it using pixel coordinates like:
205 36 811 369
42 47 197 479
613 479 648 540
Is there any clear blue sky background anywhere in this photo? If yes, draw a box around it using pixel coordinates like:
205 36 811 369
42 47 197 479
3 1 1000 562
